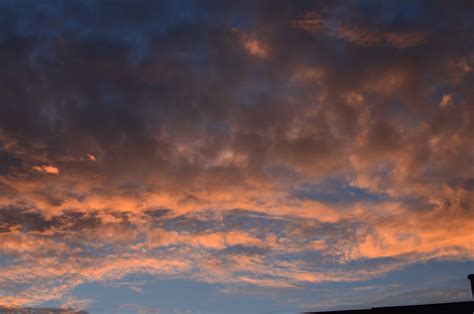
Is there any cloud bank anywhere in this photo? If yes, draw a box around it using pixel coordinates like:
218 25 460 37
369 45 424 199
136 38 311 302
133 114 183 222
0 0 473 311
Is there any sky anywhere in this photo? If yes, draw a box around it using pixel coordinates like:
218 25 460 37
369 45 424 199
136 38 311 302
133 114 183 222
0 0 473 313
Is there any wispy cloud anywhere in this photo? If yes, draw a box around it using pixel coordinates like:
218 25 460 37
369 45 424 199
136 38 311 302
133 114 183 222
32 165 60 175
294 11 428 48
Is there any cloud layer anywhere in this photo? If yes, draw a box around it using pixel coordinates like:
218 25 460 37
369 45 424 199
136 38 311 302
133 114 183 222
0 0 473 311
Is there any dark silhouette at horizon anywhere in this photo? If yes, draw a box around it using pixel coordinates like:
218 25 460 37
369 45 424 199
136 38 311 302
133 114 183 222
468 273 474 298
304 274 474 314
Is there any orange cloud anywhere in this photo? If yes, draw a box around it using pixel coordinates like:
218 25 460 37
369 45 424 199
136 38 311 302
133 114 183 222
440 94 454 108
0 3 473 310
32 165 60 175
243 35 268 58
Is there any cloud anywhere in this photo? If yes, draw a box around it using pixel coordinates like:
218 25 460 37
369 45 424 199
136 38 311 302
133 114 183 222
0 0 473 311
293 11 428 48
32 165 60 175
243 35 268 58
440 94 454 108
86 154 96 162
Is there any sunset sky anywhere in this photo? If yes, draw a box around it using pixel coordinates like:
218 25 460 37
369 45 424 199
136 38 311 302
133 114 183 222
0 1 473 313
